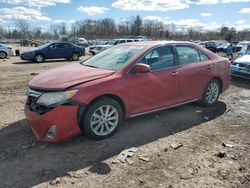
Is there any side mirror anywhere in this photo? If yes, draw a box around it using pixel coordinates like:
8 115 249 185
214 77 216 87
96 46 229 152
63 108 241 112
133 63 151 73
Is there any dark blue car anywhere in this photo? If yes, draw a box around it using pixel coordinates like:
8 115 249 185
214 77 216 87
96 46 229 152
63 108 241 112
20 42 85 63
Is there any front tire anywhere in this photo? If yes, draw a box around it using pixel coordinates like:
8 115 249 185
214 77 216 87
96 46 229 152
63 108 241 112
81 97 123 140
201 79 220 107
34 54 44 63
0 51 7 59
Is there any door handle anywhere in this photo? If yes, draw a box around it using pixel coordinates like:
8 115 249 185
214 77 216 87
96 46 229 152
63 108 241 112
206 64 213 69
171 71 179 76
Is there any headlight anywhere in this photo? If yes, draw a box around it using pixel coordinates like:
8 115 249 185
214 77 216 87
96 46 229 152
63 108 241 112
36 90 78 107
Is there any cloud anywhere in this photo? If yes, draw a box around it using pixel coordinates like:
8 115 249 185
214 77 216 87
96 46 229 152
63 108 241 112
223 0 250 3
112 0 189 11
238 7 250 13
143 16 163 21
53 19 75 23
164 19 222 31
0 0 70 9
184 0 219 4
200 12 212 16
78 6 109 15
235 20 246 24
0 6 51 22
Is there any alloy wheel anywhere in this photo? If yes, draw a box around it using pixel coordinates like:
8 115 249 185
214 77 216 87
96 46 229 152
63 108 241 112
35 55 44 63
72 53 79 61
205 82 219 104
90 105 119 136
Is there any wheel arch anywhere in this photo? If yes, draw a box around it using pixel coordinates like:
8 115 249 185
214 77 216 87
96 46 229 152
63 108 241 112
34 52 44 59
212 77 223 93
0 51 7 58
77 94 127 128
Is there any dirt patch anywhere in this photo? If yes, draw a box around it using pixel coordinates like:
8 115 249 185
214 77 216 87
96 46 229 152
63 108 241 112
0 52 249 188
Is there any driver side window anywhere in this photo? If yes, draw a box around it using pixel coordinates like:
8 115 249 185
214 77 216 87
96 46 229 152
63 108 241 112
138 46 175 71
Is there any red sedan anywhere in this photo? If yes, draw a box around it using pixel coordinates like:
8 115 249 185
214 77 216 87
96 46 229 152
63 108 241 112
25 41 230 142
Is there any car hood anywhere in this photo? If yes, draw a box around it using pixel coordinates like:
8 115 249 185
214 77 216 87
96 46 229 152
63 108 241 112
22 49 37 54
235 55 250 64
29 63 114 90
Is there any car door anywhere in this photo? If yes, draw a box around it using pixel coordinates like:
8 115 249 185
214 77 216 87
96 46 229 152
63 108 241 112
175 45 213 103
43 44 58 59
126 45 179 115
58 43 73 58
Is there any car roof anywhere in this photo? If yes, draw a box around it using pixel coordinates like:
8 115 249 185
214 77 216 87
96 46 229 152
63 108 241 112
119 40 195 47
118 40 220 59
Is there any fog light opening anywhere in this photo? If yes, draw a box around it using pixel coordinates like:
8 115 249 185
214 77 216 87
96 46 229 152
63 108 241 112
46 125 56 139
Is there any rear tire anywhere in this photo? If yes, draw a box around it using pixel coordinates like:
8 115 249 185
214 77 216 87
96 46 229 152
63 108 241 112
34 54 44 63
200 79 220 107
81 97 123 140
0 51 7 59
72 53 79 61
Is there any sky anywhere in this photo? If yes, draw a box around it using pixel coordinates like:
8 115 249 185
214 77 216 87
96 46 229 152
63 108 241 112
0 0 250 31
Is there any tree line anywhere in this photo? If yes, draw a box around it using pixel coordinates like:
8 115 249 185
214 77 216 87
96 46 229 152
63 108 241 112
1 15 250 42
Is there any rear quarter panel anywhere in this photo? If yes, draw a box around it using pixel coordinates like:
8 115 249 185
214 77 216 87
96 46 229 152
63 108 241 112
211 57 230 92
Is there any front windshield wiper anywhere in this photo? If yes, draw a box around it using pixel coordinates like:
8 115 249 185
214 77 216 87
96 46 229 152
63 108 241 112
83 64 98 68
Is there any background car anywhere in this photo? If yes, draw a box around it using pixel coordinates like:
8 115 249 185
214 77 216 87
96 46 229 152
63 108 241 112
89 40 114 55
235 41 250 52
231 55 250 79
20 42 85 63
205 40 224 53
0 44 14 59
25 41 230 142
237 44 250 57
89 38 141 55
217 42 230 53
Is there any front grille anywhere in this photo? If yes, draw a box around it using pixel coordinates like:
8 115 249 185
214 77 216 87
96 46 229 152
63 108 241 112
26 89 52 115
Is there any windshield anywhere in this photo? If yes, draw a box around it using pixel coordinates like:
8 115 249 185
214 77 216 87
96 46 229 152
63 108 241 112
37 43 51 49
83 45 145 71
108 40 118 45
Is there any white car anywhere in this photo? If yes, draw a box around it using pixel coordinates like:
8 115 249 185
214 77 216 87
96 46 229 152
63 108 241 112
231 55 250 79
89 39 141 55
0 44 14 59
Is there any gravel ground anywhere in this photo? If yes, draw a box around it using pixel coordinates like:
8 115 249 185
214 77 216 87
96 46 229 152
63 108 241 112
0 47 249 188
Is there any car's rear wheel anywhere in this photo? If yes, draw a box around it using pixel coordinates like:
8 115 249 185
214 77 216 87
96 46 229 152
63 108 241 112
0 51 7 59
72 53 79 61
81 97 123 140
201 79 220 106
34 54 44 63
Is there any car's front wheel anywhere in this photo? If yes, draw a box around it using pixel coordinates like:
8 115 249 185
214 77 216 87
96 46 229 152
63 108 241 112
0 51 7 59
34 54 44 63
201 79 220 106
72 53 79 61
81 97 123 140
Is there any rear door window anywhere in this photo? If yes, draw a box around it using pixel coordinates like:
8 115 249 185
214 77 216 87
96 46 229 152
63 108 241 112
176 46 200 65
198 51 210 61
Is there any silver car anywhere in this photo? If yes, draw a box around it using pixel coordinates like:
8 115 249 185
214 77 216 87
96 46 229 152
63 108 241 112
0 44 14 59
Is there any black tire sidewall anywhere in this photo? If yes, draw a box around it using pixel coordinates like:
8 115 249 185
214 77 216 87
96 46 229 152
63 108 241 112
82 97 123 140
72 53 79 61
0 51 7 59
201 79 220 107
